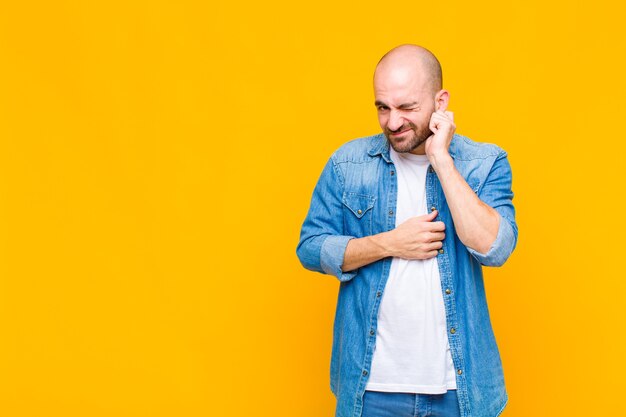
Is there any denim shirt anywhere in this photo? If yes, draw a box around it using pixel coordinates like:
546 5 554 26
296 132 518 417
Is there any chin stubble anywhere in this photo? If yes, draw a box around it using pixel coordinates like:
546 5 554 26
387 129 429 153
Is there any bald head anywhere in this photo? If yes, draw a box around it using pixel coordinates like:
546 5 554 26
374 44 442 95
373 45 449 154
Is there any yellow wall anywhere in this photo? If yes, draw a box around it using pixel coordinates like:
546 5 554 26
1 1 624 416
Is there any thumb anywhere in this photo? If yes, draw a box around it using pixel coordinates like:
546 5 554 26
416 209 438 221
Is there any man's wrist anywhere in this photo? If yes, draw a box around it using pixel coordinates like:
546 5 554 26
370 231 394 258
429 152 454 173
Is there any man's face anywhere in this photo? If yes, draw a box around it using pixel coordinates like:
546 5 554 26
374 66 436 154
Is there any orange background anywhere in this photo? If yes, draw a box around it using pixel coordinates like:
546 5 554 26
1 1 625 416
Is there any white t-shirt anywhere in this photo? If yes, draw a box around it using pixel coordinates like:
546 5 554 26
365 147 457 394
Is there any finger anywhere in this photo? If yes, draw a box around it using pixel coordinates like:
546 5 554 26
431 110 452 120
425 221 446 232
429 231 446 241
424 241 443 250
430 115 439 132
415 210 438 221
431 111 445 121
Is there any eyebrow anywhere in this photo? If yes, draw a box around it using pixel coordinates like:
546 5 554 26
398 101 420 109
374 100 420 109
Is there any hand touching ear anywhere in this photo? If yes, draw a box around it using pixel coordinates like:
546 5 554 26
425 110 455 161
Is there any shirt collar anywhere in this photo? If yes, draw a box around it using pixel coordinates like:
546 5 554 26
367 133 392 163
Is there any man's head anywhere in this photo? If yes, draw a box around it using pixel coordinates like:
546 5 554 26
373 44 449 154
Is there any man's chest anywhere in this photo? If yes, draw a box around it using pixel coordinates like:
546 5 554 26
393 162 429 225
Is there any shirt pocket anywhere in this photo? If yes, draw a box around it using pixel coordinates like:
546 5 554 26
342 192 376 237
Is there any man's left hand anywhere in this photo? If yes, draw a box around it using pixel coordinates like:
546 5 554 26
425 110 456 162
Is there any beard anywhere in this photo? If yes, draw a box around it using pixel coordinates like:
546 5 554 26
384 121 432 153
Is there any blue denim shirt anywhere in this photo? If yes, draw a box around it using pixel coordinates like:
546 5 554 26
296 132 518 417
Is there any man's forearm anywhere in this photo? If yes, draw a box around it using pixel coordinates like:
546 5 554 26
341 232 391 272
431 154 499 254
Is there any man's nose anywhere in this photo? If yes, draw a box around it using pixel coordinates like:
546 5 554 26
387 110 404 131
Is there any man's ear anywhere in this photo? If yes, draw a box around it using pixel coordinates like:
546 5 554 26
434 89 450 112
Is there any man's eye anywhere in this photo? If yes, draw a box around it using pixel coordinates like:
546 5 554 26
377 106 388 111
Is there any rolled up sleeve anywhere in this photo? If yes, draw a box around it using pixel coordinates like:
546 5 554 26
467 150 519 267
467 212 516 267
296 155 358 282
320 235 357 281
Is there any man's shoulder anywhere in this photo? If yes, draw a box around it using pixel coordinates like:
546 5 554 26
330 133 385 163
450 133 507 161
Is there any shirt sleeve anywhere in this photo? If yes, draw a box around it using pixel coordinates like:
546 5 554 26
296 155 358 282
466 150 519 267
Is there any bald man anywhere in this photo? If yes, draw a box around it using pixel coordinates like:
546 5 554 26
297 45 518 417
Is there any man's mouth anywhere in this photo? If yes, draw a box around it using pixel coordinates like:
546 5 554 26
390 128 411 137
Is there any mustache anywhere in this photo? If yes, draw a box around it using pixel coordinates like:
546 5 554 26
387 122 416 133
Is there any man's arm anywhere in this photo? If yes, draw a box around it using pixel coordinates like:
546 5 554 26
426 110 518 266
297 154 447 278
430 153 500 254
341 210 445 271
296 155 359 282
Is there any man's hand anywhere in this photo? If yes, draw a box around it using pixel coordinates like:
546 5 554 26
425 110 456 163
341 210 445 272
382 210 445 260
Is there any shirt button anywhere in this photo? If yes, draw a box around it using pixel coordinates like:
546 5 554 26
389 210 394 215
363 370 368 376
445 289 451 294
431 206 436 212
450 328 456 334
457 369 463 375
439 249 444 254
369 329 375 335
357 209 362 215
390 170 395 176
376 291 382 297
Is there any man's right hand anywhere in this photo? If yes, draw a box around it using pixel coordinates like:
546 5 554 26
341 210 446 272
382 210 446 260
